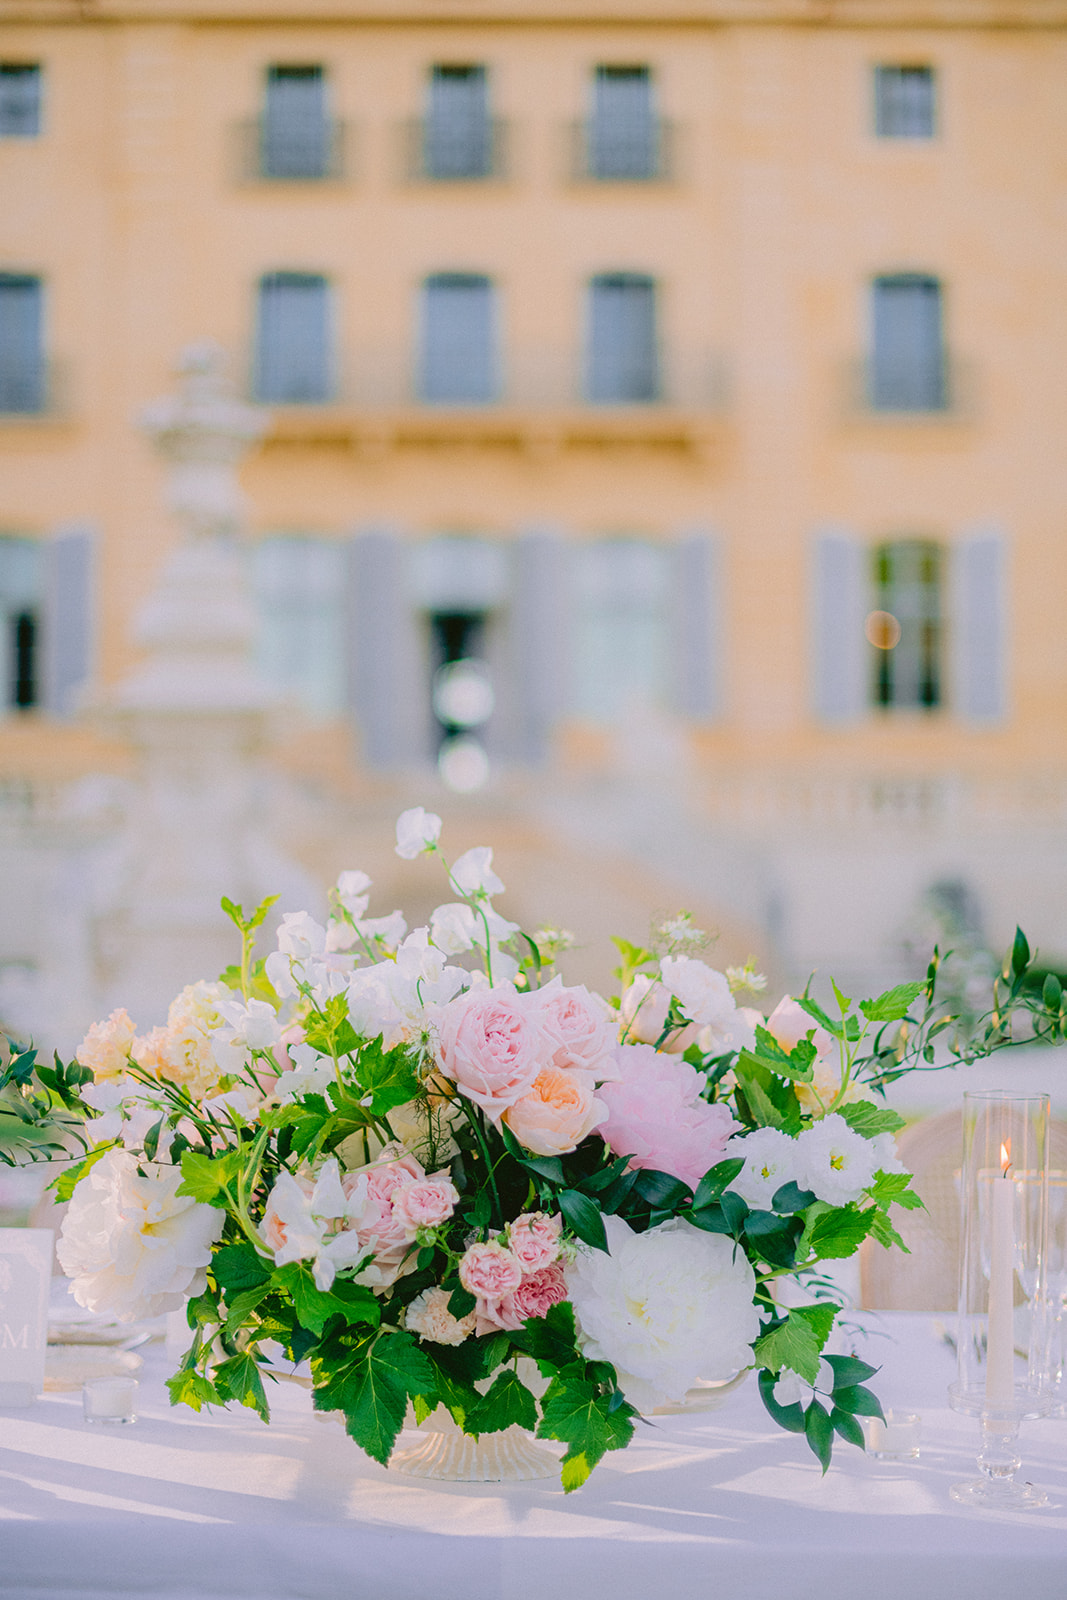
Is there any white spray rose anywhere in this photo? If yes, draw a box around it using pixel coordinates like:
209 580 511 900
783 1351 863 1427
57 1148 223 1320
797 1113 881 1205
727 1126 804 1209
395 807 442 860
566 1213 759 1408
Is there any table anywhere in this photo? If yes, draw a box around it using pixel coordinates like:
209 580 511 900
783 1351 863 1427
1 1314 1065 1600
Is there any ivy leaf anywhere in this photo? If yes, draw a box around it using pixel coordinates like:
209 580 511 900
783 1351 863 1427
859 982 925 1023
213 1351 270 1424
166 1367 221 1413
752 1304 837 1385
558 1188 608 1252
465 1370 538 1436
537 1371 636 1491
836 1102 906 1139
807 1205 877 1261
314 1329 436 1467
212 1241 272 1293
804 1397 834 1473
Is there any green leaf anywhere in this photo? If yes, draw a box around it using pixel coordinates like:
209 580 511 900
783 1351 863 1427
347 1034 421 1118
213 1351 270 1423
807 1205 877 1261
796 995 842 1038
176 1148 243 1207
836 1102 906 1139
757 1367 805 1433
314 1330 436 1467
752 1304 837 1385
868 1209 908 1251
831 1383 885 1421
1011 926 1031 978
866 1170 924 1211
510 1299 580 1372
166 1367 221 1413
537 1371 636 1490
685 1201 732 1235
742 1210 802 1268
223 1283 273 1334
1043 972 1063 1012
823 1354 879 1389
830 978 853 1014
517 1154 567 1185
631 1168 692 1209
692 1158 745 1210
771 1180 816 1214
579 1155 633 1195
733 1054 802 1133
212 1241 272 1293
559 1188 608 1252
749 1027 816 1083
49 1141 117 1202
830 1405 866 1450
859 982 925 1023
804 1397 834 1474
465 1369 538 1436
275 1261 380 1336
447 1284 477 1320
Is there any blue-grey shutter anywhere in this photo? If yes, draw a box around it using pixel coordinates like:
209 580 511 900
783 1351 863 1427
0 65 41 138
42 523 93 716
420 275 495 403
587 275 658 403
951 529 1006 720
590 66 655 179
0 274 44 412
871 276 944 410
669 531 721 720
510 528 568 762
345 529 427 766
262 66 328 179
255 273 331 402
426 66 490 179
812 531 868 721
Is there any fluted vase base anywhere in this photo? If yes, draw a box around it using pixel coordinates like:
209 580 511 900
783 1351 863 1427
390 1422 558 1482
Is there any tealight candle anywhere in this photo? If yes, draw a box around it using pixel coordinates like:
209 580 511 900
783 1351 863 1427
866 1410 921 1460
82 1376 139 1425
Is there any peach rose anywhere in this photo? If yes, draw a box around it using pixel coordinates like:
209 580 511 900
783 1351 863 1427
765 997 835 1062
537 978 616 1078
507 1211 562 1274
435 987 550 1123
390 1174 460 1232
459 1240 523 1302
502 1067 606 1157
76 1009 137 1082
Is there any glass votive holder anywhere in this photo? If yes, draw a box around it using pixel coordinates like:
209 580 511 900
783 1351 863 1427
865 1410 921 1460
82 1376 139 1425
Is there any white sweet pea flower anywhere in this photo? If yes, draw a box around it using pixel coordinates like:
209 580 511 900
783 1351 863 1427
325 919 359 953
81 1078 174 1155
660 956 737 1031
450 846 504 899
213 996 281 1069
430 902 479 955
797 1113 881 1206
261 1159 373 1291
273 1043 336 1101
395 807 442 860
727 1126 803 1209
356 910 407 952
335 869 372 918
277 912 327 960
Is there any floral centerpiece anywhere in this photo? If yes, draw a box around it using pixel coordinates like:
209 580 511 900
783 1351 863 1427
2 810 1054 1489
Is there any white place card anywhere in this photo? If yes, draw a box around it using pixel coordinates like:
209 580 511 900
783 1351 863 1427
0 1228 53 1405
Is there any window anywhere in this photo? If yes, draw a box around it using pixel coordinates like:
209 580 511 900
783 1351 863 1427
0 537 42 710
261 65 331 179
0 275 44 413
874 65 936 139
419 275 496 403
572 540 670 721
586 274 659 402
423 65 492 179
870 274 945 411
0 65 41 138
254 273 332 402
587 66 659 180
252 536 346 718
869 539 942 709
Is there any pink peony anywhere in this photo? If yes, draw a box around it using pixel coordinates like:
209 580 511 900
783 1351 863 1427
536 978 616 1077
502 1067 606 1157
597 1043 740 1190
435 987 550 1123
507 1211 562 1274
459 1240 523 1301
390 1174 460 1232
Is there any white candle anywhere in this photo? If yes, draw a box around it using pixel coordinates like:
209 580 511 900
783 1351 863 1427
985 1143 1015 1409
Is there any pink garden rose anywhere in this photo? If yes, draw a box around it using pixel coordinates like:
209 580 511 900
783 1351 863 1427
390 1174 460 1232
475 1262 569 1335
435 987 550 1123
507 1211 562 1274
536 978 616 1078
597 1043 741 1190
459 1240 523 1305
339 1151 428 1286
502 1067 606 1157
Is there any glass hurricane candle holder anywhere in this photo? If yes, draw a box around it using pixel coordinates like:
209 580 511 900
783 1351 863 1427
1042 1170 1067 1416
949 1091 1051 1509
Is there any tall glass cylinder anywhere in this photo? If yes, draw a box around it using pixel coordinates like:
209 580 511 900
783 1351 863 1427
949 1090 1051 1508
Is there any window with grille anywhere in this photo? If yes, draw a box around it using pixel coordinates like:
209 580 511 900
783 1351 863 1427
0 537 42 710
262 65 330 179
424 65 492 179
869 539 942 710
572 540 670 721
588 65 658 179
254 273 332 402
874 65 936 139
0 65 41 138
252 536 346 717
0 275 44 413
587 274 659 403
419 275 497 403
870 274 945 411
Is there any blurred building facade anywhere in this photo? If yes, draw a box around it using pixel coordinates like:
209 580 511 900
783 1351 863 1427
1 0 1067 1043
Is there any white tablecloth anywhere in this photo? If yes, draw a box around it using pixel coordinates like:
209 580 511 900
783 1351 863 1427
1 1314 1064 1600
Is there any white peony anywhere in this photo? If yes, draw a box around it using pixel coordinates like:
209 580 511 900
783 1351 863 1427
450 845 504 899
727 1126 804 1209
57 1147 223 1320
797 1113 881 1206
566 1213 759 1408
660 957 737 1031
395 807 442 860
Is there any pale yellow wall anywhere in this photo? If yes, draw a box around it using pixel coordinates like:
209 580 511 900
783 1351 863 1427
1 6 1066 784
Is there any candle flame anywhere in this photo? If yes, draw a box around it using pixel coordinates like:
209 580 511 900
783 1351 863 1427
1000 1141 1011 1177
